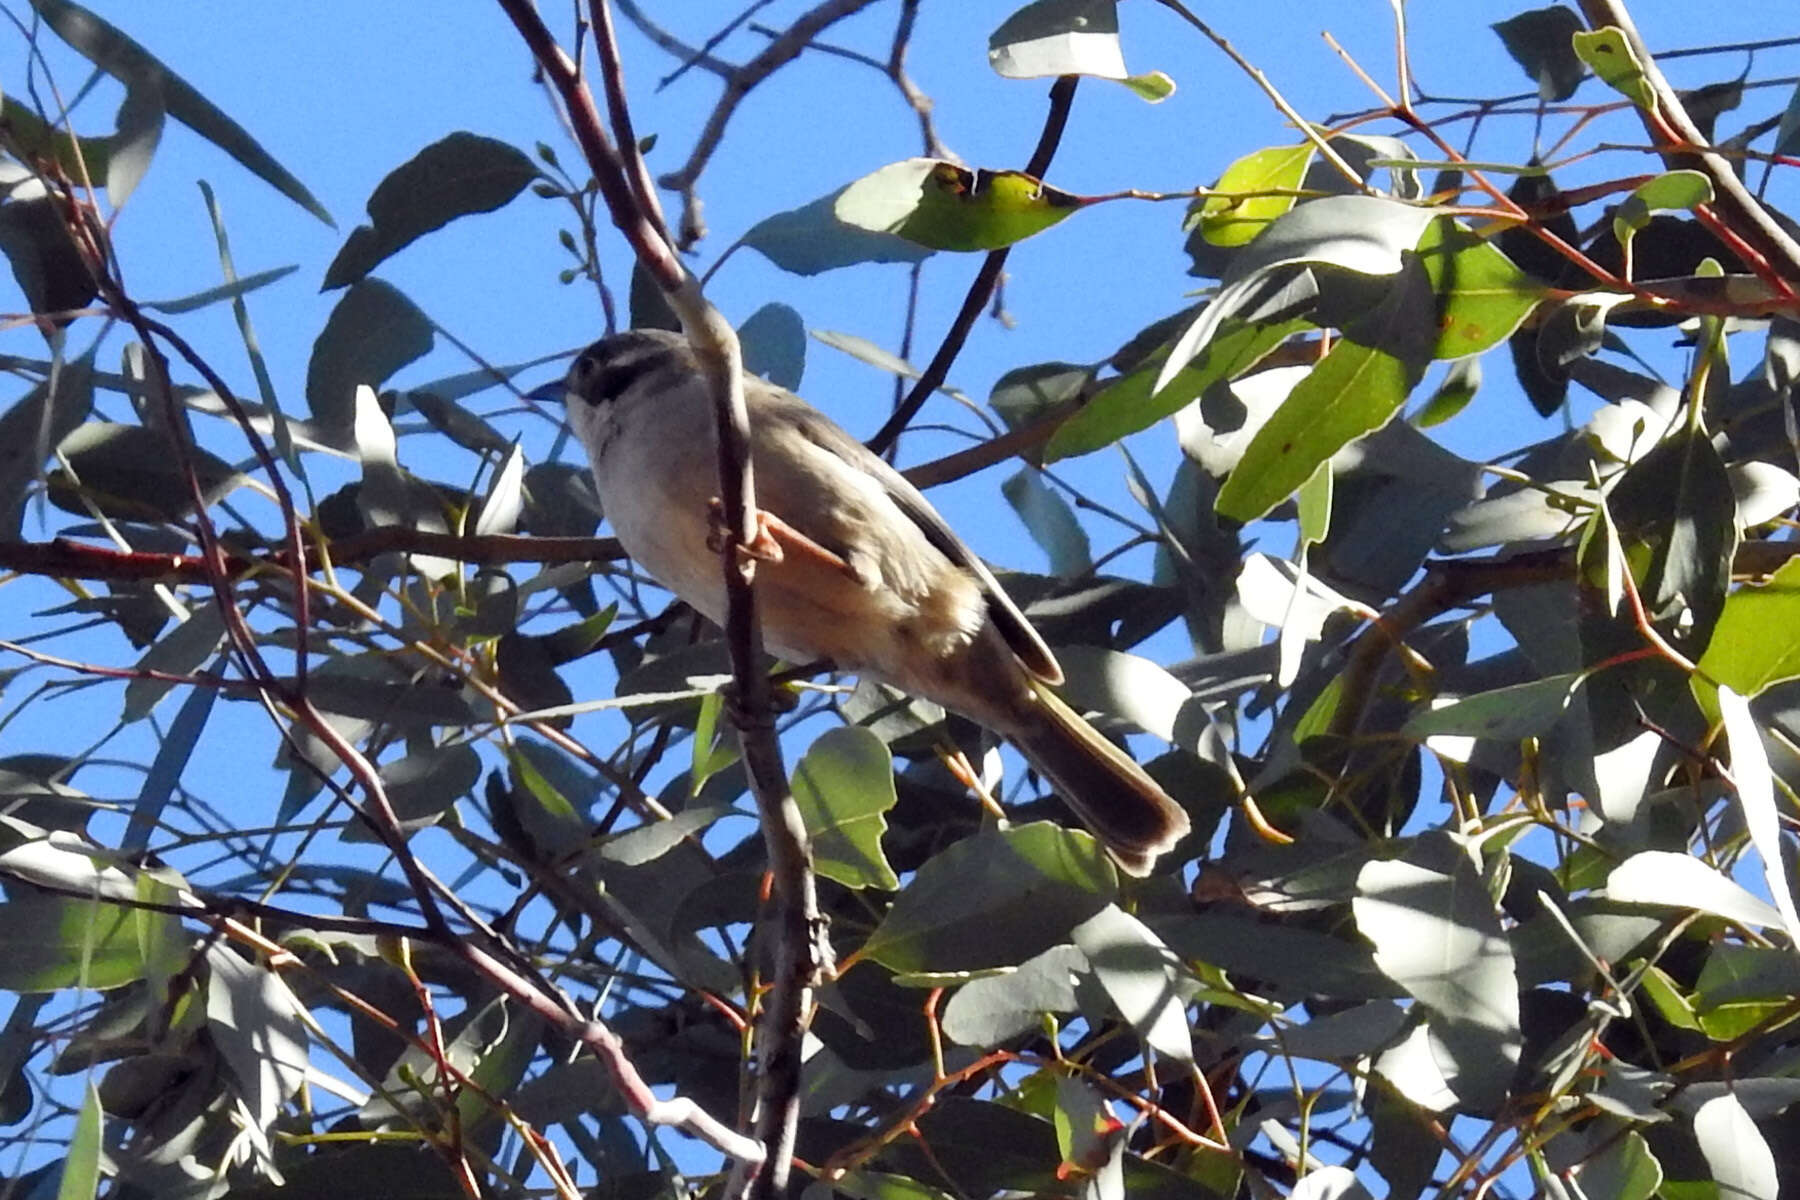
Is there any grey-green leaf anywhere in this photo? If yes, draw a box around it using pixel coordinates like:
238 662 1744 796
1354 858 1521 1112
306 280 435 429
30 0 332 225
324 132 539 289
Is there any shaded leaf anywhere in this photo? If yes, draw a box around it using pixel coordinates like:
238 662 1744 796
739 301 806 391
1002 468 1091 578
122 607 225 723
863 822 1116 973
742 187 933 275
325 132 538 288
51 421 242 523
792 726 900 890
941 943 1084 1047
1071 904 1192 1062
1402 673 1584 742
106 77 163 207
1491 7 1586 101
0 353 95 536
306 280 435 429
30 0 332 224
0 893 154 991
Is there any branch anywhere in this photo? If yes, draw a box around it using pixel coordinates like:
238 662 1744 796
1575 0 1800 295
868 75 1080 457
656 0 882 245
0 530 622 584
499 5 819 1186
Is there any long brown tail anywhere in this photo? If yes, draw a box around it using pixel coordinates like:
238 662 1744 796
1008 682 1191 876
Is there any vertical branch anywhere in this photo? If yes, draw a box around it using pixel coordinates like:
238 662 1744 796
496 2 822 1188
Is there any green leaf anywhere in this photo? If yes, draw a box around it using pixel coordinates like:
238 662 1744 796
57 1082 102 1200
835 158 1084 253
741 187 934 276
863 822 1116 972
1297 459 1332 547
1573 27 1656 109
1355 857 1521 1112
1415 357 1480 428
1402 673 1584 742
1491 6 1587 101
1194 144 1315 249
1045 316 1306 461
1001 468 1091 578
305 279 435 429
1573 1130 1662 1200
1214 327 1416 523
324 132 539 289
0 893 152 991
29 0 332 224
792 726 899 891
1694 555 1800 705
1415 220 1544 359
688 692 740 795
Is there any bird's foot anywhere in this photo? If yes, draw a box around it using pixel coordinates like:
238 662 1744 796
705 499 786 564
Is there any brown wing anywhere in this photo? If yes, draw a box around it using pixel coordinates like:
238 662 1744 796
769 394 1064 685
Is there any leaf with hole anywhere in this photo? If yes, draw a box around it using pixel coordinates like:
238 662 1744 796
836 158 1085 253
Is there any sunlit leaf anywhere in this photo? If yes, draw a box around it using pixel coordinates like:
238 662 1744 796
836 158 1085 253
1193 144 1314 248
1355 858 1521 1112
1573 27 1655 109
1415 220 1544 359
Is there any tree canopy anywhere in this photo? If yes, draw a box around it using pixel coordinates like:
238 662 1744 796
0 2 1798 1198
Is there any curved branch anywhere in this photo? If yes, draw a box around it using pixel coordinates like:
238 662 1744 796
1575 0 1800 295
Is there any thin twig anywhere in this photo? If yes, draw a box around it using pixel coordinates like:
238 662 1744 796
867 75 1080 457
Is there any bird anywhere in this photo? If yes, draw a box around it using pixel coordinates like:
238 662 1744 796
562 327 1189 876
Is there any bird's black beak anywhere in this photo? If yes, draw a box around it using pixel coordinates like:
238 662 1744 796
523 378 567 405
